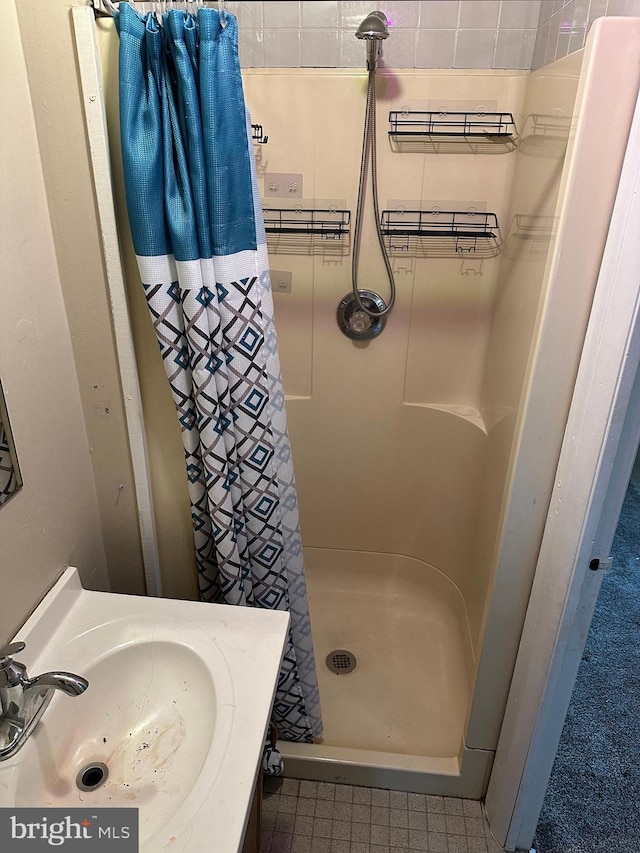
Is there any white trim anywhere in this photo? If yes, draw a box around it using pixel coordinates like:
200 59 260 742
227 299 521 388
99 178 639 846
485 83 640 850
72 7 163 597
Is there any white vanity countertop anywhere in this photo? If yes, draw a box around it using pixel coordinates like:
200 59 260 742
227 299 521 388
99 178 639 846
1 567 290 852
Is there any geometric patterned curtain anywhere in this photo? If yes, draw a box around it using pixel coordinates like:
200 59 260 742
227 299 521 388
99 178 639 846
0 421 18 506
115 3 322 757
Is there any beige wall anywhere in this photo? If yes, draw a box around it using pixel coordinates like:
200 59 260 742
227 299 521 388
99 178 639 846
469 52 583 646
241 69 526 643
0 0 110 642
15 0 146 596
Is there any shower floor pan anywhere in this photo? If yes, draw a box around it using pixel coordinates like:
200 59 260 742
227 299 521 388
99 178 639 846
279 548 480 795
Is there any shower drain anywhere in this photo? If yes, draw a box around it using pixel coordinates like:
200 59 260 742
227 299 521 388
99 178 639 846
326 649 358 675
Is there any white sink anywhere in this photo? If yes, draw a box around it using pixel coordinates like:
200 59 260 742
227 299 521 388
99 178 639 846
0 568 289 852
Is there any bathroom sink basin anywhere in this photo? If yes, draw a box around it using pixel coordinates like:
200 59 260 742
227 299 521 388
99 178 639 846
0 568 289 852
16 638 219 817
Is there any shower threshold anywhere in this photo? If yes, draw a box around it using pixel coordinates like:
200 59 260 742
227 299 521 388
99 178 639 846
278 740 492 798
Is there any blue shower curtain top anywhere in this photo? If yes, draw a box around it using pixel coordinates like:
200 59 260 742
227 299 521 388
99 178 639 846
117 3 257 260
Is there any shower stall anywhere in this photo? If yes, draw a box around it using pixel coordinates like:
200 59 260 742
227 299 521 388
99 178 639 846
89 13 640 796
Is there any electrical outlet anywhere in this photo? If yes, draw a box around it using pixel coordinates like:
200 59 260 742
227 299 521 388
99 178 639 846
271 270 292 294
264 173 303 199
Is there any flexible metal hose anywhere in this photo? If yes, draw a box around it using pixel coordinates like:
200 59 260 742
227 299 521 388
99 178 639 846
351 42 396 319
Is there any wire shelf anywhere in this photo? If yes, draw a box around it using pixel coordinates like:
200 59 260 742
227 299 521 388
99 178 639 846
503 214 557 259
526 114 571 138
380 209 502 258
518 114 571 157
263 208 350 238
388 110 517 153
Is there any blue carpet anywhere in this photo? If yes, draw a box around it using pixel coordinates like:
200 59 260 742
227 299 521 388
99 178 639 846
535 482 640 853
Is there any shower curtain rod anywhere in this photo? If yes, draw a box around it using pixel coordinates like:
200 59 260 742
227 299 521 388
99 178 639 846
89 0 226 19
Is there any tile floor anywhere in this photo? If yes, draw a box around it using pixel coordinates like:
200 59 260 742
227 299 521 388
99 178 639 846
261 778 506 853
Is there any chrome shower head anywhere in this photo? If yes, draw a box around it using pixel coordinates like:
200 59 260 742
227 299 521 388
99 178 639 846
355 10 389 40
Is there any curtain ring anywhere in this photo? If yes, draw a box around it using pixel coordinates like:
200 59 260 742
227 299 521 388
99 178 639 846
218 0 227 28
89 0 118 18
149 1 164 24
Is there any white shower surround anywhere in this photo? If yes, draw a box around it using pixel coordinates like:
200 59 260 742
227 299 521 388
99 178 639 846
244 19 640 794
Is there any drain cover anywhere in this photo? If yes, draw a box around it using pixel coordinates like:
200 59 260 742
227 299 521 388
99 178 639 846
326 649 358 674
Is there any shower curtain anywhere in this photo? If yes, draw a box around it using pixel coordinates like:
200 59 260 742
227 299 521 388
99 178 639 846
116 3 322 758
0 422 18 505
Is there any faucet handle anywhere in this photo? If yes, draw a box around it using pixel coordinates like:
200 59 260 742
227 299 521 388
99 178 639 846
0 643 27 689
0 643 26 661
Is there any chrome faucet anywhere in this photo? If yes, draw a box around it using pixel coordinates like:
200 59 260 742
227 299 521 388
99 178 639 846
0 641 88 760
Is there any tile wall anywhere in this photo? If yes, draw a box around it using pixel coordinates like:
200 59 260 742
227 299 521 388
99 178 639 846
227 0 542 69
129 1 640 70
224 0 640 70
532 0 640 68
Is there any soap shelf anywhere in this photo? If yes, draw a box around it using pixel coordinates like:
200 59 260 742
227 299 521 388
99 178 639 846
251 124 269 144
388 110 517 153
525 114 570 139
380 209 502 258
518 114 571 157
263 207 350 239
503 214 557 259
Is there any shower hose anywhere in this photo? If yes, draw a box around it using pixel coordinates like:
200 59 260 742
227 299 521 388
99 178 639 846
351 47 397 319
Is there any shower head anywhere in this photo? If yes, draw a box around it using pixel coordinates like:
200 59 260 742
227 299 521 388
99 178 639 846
355 10 389 40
